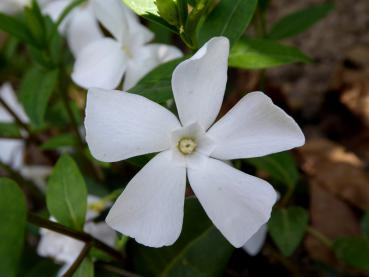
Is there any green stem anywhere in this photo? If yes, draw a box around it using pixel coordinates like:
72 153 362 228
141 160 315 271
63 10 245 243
95 262 141 277
278 185 294 207
0 161 44 205
307 226 333 248
63 242 93 277
28 213 125 262
0 96 30 134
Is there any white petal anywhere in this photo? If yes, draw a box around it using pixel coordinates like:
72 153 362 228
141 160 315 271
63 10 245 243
20 165 51 191
84 221 116 247
85 88 181 162
172 37 229 129
242 224 267 256
123 44 182 90
188 158 277 247
91 0 128 43
207 91 305 160
66 5 103 56
72 38 127 89
0 83 28 123
0 139 24 169
125 9 153 46
106 151 186 247
152 44 183 63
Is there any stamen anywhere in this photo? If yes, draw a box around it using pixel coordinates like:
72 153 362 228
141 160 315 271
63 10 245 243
177 137 197 155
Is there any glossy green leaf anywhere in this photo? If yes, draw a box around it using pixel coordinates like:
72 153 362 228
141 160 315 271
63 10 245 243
73 257 94 277
24 0 46 47
199 0 258 46
0 178 27 277
246 151 299 188
362 210 369 236
156 0 178 26
229 38 311 69
20 67 58 128
41 133 77 150
333 237 369 271
0 13 34 45
268 206 308 256
0 122 21 138
268 3 334 40
131 198 234 276
129 57 185 103
122 0 158 15
46 154 87 230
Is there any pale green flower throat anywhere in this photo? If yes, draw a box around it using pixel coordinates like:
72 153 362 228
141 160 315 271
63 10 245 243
177 137 197 155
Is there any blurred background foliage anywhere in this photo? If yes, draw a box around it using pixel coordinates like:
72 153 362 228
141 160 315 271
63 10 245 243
0 0 368 276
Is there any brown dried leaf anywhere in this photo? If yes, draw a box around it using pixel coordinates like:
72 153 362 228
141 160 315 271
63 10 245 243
299 138 369 210
305 182 361 264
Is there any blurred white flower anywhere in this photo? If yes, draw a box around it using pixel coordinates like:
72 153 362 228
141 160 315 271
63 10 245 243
0 83 28 169
72 0 182 90
84 37 305 248
0 83 52 186
0 0 51 15
43 0 103 56
0 0 29 14
37 195 116 275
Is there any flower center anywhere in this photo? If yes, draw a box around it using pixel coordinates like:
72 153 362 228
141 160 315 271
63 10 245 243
177 137 197 155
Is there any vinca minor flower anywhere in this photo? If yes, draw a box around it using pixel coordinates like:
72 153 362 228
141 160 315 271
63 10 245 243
43 0 103 56
84 37 305 247
72 0 182 90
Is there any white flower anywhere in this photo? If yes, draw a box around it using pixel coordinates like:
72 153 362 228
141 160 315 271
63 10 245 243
242 192 280 255
0 0 29 14
37 196 116 275
0 0 51 15
0 83 28 169
0 83 52 185
43 0 103 56
84 37 305 248
72 0 182 91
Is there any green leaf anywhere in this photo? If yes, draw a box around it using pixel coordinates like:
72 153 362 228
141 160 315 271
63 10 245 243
156 0 178 26
0 178 27 277
0 122 21 138
73 257 94 277
46 154 88 230
268 3 334 40
122 0 158 15
130 197 234 276
129 57 185 103
333 237 369 271
246 151 299 188
362 210 369 236
24 1 46 47
229 38 311 69
199 0 258 47
41 134 77 150
20 67 58 128
268 206 308 256
0 13 34 45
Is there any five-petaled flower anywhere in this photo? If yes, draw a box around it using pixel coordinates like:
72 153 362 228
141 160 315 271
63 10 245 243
71 0 182 91
85 37 305 247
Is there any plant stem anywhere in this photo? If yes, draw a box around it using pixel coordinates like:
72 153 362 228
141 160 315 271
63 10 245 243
0 161 44 205
0 96 30 134
28 213 124 262
62 242 93 277
95 262 141 277
307 226 333 248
